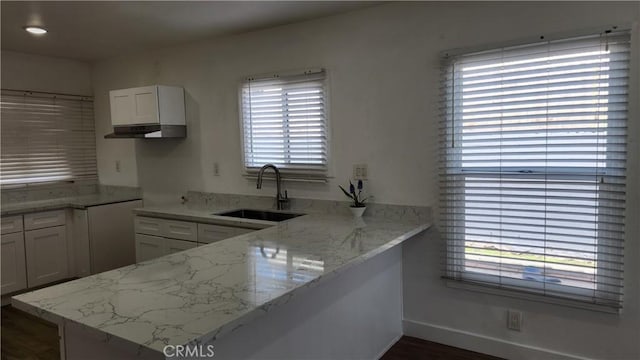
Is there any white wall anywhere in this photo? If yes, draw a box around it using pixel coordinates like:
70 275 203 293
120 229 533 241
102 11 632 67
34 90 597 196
91 2 640 358
1 51 92 95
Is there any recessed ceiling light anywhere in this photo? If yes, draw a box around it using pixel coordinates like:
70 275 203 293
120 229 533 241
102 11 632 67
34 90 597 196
24 26 47 35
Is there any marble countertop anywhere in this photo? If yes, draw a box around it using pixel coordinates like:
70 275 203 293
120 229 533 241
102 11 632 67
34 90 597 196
1 193 143 216
12 210 430 354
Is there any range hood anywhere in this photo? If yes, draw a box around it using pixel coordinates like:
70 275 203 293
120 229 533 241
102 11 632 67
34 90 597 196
104 125 186 139
105 85 186 139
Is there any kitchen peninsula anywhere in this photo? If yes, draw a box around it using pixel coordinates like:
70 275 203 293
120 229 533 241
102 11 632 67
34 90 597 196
12 204 430 359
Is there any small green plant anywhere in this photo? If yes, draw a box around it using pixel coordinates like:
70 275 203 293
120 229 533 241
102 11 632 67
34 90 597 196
339 180 367 208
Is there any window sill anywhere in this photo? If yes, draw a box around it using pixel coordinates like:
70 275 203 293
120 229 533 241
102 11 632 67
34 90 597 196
1 179 97 191
242 173 330 184
444 278 621 314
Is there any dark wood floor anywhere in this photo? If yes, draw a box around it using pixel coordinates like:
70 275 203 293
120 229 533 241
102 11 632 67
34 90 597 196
382 336 504 360
1 305 59 360
1 305 502 360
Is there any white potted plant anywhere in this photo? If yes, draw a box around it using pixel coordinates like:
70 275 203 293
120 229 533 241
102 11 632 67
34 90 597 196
339 180 368 217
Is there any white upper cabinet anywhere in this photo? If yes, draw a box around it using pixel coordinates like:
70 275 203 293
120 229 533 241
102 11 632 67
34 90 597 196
109 85 185 126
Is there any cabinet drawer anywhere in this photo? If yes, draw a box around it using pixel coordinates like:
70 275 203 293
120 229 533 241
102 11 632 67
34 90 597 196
134 216 163 236
162 220 197 242
135 234 165 262
165 238 197 255
197 224 253 244
24 210 65 230
1 215 24 234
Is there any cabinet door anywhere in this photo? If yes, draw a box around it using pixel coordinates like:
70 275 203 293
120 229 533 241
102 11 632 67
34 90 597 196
1 232 27 295
24 226 68 288
135 234 165 262
198 224 254 244
165 238 197 255
131 86 159 125
109 89 134 126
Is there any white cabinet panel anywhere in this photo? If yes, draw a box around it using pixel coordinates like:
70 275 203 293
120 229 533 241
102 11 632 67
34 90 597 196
162 220 197 242
24 210 65 230
1 232 27 295
198 224 253 244
165 238 197 255
134 217 163 237
135 234 165 263
24 225 68 287
88 200 142 274
71 209 91 278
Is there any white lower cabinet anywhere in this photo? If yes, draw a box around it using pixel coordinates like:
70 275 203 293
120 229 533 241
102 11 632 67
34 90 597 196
135 234 198 261
166 238 197 255
134 216 257 262
135 234 166 262
24 225 68 288
198 224 253 245
1 232 27 295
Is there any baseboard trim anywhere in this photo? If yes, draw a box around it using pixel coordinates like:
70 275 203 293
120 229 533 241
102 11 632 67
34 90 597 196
403 319 593 360
375 333 403 360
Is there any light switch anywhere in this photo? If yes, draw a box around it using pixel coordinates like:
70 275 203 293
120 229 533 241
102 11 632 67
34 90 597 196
353 164 368 180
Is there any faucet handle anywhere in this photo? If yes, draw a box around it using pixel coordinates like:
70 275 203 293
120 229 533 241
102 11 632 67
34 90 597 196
278 191 290 210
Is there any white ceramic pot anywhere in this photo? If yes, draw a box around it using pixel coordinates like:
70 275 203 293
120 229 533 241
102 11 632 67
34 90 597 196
350 206 366 217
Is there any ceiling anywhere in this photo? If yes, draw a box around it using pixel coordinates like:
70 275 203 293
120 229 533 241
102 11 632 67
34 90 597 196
1 1 375 62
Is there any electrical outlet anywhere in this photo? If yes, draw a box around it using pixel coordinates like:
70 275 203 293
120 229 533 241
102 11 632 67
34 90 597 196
115 160 121 173
353 164 368 180
507 310 523 331
213 162 220 176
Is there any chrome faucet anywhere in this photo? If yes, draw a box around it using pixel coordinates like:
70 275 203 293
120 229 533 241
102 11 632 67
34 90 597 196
256 164 289 210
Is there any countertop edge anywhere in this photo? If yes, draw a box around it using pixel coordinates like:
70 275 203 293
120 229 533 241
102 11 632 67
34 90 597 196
1 196 143 216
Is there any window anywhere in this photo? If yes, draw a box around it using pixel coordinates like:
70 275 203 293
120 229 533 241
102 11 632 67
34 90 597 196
0 90 97 186
240 70 328 178
440 30 630 310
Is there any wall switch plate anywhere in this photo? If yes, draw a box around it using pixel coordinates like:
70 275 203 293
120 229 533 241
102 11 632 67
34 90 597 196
507 310 523 331
353 164 368 180
213 162 220 176
115 160 121 173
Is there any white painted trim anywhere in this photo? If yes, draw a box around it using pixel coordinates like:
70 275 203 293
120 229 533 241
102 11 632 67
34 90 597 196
375 333 403 360
403 319 594 360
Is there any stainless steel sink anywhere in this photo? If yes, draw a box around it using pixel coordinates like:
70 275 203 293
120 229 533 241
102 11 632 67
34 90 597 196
215 209 304 222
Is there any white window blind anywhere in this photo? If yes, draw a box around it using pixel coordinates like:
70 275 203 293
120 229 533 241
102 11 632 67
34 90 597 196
240 70 328 177
440 30 630 310
1 90 97 186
